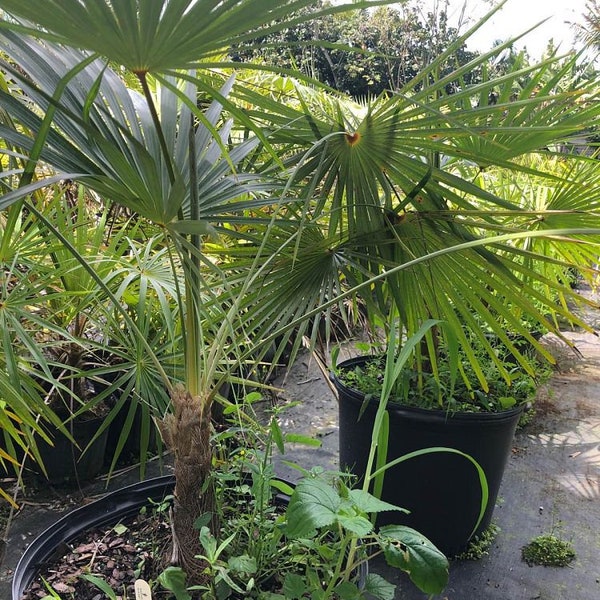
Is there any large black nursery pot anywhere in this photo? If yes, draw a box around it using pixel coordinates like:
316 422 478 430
33 415 110 483
12 475 176 600
1 414 110 485
332 356 523 557
13 475 361 600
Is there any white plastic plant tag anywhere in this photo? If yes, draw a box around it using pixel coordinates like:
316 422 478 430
134 579 152 599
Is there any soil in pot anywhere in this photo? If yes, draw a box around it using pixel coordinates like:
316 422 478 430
15 475 175 600
19 498 171 599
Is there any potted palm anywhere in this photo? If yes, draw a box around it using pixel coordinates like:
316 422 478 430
0 1 450 597
206 1 600 555
0 190 173 484
21 193 137 483
13 398 450 599
242 19 600 555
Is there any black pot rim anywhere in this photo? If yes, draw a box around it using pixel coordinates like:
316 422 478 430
12 474 176 600
331 355 525 423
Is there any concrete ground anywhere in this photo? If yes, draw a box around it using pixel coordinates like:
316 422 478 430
2 303 600 599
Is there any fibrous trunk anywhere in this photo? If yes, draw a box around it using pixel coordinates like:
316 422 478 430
158 385 215 579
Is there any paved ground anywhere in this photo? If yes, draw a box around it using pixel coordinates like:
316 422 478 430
2 296 600 599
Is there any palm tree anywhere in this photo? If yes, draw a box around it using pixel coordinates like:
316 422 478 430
0 0 396 571
578 0 600 51
233 41 600 384
1 0 600 581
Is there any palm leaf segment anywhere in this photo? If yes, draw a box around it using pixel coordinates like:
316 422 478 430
2 3 600 387
0 0 390 73
0 31 272 223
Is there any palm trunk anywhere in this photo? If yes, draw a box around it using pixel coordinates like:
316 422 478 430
158 385 216 578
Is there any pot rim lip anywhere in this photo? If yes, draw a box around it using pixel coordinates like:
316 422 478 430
331 355 526 419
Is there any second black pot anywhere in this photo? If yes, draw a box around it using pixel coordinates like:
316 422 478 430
12 474 176 600
333 356 523 556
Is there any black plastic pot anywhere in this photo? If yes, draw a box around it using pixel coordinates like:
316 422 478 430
13 474 365 600
333 356 524 557
32 415 110 483
4 414 110 484
1 406 111 484
12 475 176 600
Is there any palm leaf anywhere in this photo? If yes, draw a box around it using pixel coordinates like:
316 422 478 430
225 47 600 377
0 0 393 73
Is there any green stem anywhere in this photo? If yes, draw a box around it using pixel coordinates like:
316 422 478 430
341 541 378 583
136 71 203 397
185 110 203 397
322 524 352 597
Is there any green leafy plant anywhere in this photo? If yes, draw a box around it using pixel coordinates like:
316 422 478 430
78 574 120 600
282 475 448 599
39 579 62 600
154 395 449 600
1 190 175 482
0 201 75 501
333 338 541 412
248 6 600 395
0 1 418 576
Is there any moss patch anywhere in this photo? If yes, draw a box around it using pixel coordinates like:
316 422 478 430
521 534 576 567
455 523 500 561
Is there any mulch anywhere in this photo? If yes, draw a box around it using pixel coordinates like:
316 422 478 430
20 506 171 600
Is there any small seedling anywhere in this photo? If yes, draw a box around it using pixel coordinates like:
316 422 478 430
521 534 576 567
